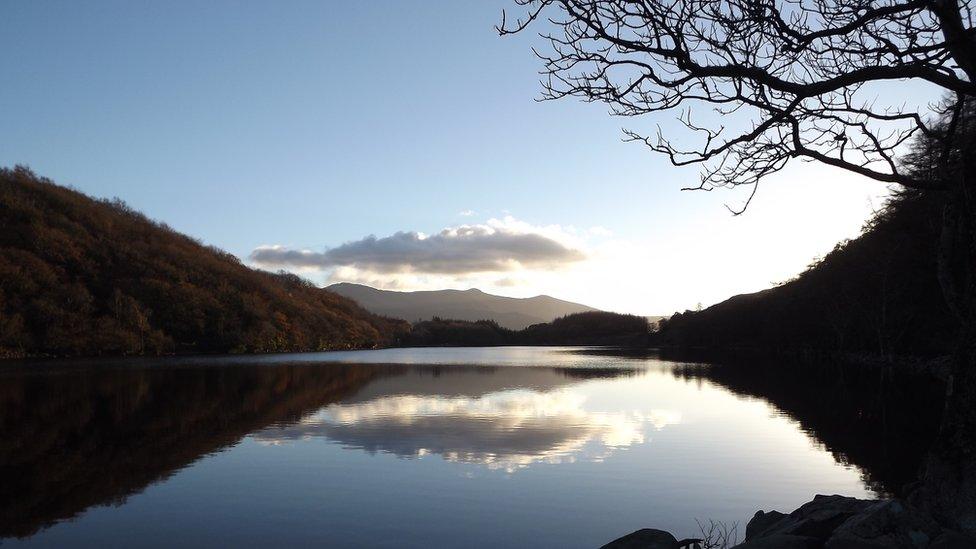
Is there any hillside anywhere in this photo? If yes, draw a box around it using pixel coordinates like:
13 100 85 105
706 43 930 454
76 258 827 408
0 167 408 358
327 282 600 329
654 189 955 358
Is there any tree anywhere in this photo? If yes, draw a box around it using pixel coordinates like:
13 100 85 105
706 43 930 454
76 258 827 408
500 0 976 533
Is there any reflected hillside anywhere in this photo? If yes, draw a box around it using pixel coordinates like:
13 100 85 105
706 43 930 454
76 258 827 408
0 361 404 538
661 351 944 497
0 361 638 538
566 347 943 496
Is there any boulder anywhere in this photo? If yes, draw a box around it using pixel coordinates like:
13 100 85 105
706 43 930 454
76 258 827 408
757 495 876 541
930 530 976 548
600 495 976 549
600 528 679 549
823 499 941 548
733 534 822 548
746 510 789 540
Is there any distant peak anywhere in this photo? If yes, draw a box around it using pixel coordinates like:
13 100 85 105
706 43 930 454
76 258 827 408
465 288 484 293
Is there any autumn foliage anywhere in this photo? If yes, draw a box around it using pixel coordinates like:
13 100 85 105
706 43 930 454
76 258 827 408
0 167 408 358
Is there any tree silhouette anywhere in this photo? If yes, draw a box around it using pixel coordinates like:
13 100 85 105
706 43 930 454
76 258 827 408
500 0 976 534
501 1 969 195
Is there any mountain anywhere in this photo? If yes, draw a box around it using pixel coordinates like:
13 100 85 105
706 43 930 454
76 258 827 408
326 283 600 329
0 167 408 358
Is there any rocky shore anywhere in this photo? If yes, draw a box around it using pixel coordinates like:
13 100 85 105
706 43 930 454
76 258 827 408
601 495 974 548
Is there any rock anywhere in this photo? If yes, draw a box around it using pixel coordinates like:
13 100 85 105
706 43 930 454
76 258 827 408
746 510 789 540
600 528 679 549
759 495 876 541
930 530 976 548
733 534 822 548
824 499 941 548
600 495 976 549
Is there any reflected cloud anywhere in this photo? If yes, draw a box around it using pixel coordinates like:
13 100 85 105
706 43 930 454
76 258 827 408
254 389 680 473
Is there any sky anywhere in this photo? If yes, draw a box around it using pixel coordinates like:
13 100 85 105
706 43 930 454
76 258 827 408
0 1 937 315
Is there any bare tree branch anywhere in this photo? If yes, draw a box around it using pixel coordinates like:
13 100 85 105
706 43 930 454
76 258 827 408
501 0 976 205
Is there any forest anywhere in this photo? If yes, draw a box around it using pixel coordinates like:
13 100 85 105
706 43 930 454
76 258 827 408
0 167 410 358
404 311 651 347
653 189 955 359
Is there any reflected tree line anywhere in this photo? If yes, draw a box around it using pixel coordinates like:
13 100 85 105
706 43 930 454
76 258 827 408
0 362 403 538
664 350 944 497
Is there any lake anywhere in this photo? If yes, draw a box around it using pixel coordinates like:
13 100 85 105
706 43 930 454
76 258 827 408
0 347 933 548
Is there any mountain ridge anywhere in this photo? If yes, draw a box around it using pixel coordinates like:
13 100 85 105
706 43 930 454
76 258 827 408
326 282 600 330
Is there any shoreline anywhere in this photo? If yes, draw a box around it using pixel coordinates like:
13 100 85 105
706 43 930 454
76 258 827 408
602 494 975 548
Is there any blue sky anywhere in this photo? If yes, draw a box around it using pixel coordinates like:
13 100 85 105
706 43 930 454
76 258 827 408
1 1 931 314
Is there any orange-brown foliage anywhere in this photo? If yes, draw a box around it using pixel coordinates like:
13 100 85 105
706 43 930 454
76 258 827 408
0 167 409 357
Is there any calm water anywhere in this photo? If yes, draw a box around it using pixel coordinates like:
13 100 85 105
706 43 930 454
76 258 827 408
1 347 902 547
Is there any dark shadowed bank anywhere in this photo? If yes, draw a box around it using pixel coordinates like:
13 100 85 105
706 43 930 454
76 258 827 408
652 190 953 360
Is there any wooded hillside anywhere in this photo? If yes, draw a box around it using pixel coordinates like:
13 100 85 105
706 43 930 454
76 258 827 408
655 190 954 358
0 167 408 358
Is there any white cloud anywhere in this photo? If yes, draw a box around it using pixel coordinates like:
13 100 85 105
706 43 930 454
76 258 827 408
247 162 889 318
250 217 586 275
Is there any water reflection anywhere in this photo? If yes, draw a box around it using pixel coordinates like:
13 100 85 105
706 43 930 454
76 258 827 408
658 349 945 497
0 347 939 547
255 387 680 472
567 347 945 497
0 359 640 538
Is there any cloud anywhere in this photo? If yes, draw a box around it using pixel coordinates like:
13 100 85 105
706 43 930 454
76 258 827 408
325 267 408 289
250 218 586 275
493 277 521 287
458 209 476 217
